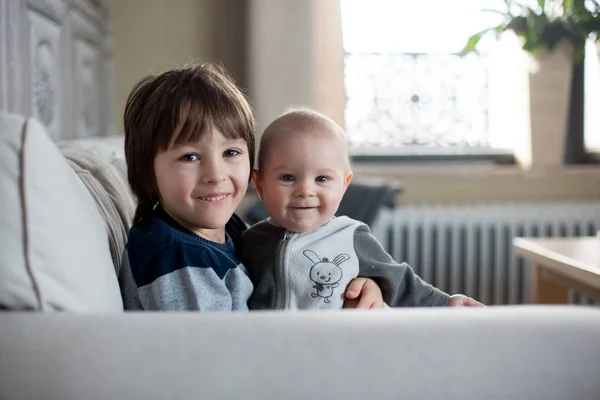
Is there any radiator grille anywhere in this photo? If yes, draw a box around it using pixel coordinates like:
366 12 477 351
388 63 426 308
371 202 600 305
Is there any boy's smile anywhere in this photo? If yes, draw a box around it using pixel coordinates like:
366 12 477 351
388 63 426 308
154 127 250 243
196 193 231 203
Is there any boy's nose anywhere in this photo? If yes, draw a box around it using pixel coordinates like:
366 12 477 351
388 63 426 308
201 158 226 184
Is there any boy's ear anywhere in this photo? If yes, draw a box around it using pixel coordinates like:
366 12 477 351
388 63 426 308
344 171 353 189
252 169 264 200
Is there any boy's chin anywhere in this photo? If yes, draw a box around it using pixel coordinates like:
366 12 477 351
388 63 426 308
201 218 232 230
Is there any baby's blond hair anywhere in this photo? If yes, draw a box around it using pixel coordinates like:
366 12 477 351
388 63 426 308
258 107 350 174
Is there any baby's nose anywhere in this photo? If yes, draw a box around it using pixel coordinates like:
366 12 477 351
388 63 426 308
295 181 315 197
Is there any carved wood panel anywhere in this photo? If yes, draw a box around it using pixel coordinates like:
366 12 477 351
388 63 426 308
27 7 64 138
0 0 111 140
0 0 6 111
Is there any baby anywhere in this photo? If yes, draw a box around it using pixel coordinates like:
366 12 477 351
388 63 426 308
239 108 484 310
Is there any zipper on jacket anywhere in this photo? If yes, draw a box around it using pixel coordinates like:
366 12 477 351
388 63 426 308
276 231 294 309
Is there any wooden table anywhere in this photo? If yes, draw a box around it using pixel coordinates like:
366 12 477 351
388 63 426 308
513 236 600 304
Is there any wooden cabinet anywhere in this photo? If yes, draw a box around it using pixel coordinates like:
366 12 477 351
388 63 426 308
0 0 112 140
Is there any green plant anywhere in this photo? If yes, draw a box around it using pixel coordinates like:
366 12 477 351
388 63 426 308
461 0 600 63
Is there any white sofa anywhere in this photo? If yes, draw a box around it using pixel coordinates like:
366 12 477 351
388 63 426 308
1 112 600 400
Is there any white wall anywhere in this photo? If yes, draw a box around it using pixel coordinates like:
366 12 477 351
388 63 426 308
248 0 317 137
248 0 346 138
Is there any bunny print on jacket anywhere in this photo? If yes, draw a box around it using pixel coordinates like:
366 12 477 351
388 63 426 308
304 250 348 303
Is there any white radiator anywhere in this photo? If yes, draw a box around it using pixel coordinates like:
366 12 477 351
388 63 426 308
371 202 600 305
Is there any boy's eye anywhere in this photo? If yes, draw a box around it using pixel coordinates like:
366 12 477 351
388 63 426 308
180 153 199 162
315 176 330 183
224 149 241 157
280 174 295 182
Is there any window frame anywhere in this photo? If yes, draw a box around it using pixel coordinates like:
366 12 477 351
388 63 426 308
566 62 600 164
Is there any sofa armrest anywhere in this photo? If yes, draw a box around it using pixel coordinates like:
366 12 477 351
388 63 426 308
1 306 599 399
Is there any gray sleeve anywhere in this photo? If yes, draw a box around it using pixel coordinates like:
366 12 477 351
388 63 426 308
354 224 450 307
137 267 246 312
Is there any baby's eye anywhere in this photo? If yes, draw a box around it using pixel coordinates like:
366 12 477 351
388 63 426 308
315 176 330 183
280 174 295 182
224 149 241 157
180 153 199 162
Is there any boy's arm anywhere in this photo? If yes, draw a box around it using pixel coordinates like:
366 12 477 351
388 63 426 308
353 224 450 307
344 277 388 309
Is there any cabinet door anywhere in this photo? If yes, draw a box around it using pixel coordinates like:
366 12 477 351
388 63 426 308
68 0 112 138
26 0 69 140
0 0 111 140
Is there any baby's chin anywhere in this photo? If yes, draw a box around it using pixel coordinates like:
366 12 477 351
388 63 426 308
276 219 319 233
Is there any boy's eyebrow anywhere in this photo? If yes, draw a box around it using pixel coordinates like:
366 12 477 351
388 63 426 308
166 143 194 151
226 138 247 145
167 137 247 150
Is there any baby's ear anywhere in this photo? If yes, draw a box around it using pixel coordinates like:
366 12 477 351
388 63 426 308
344 170 353 189
252 169 264 200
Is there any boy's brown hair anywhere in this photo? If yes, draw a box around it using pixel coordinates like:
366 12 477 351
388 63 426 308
124 62 255 225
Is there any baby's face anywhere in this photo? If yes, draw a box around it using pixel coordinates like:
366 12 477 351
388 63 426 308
256 129 351 233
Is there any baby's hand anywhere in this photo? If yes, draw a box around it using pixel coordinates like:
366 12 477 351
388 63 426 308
343 277 389 309
448 294 486 307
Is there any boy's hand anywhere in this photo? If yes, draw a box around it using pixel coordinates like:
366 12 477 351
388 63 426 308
447 294 486 307
343 277 389 309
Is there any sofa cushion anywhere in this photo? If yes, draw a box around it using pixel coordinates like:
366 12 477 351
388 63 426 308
0 112 123 311
59 138 135 275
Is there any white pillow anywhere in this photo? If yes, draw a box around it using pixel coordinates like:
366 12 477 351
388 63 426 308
0 113 123 311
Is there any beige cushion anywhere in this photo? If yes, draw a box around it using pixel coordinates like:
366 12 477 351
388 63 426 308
0 112 123 311
59 138 135 274
57 136 128 178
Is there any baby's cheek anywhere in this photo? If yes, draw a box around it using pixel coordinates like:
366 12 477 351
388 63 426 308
264 190 283 210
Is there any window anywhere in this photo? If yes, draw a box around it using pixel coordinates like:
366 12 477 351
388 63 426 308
585 37 600 152
341 0 600 160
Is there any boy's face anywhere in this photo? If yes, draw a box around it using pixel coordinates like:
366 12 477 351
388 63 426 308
254 129 352 233
154 126 250 242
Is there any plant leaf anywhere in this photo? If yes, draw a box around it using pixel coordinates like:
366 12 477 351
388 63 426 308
537 0 546 14
459 29 491 56
481 8 509 16
465 0 600 58
564 0 574 14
